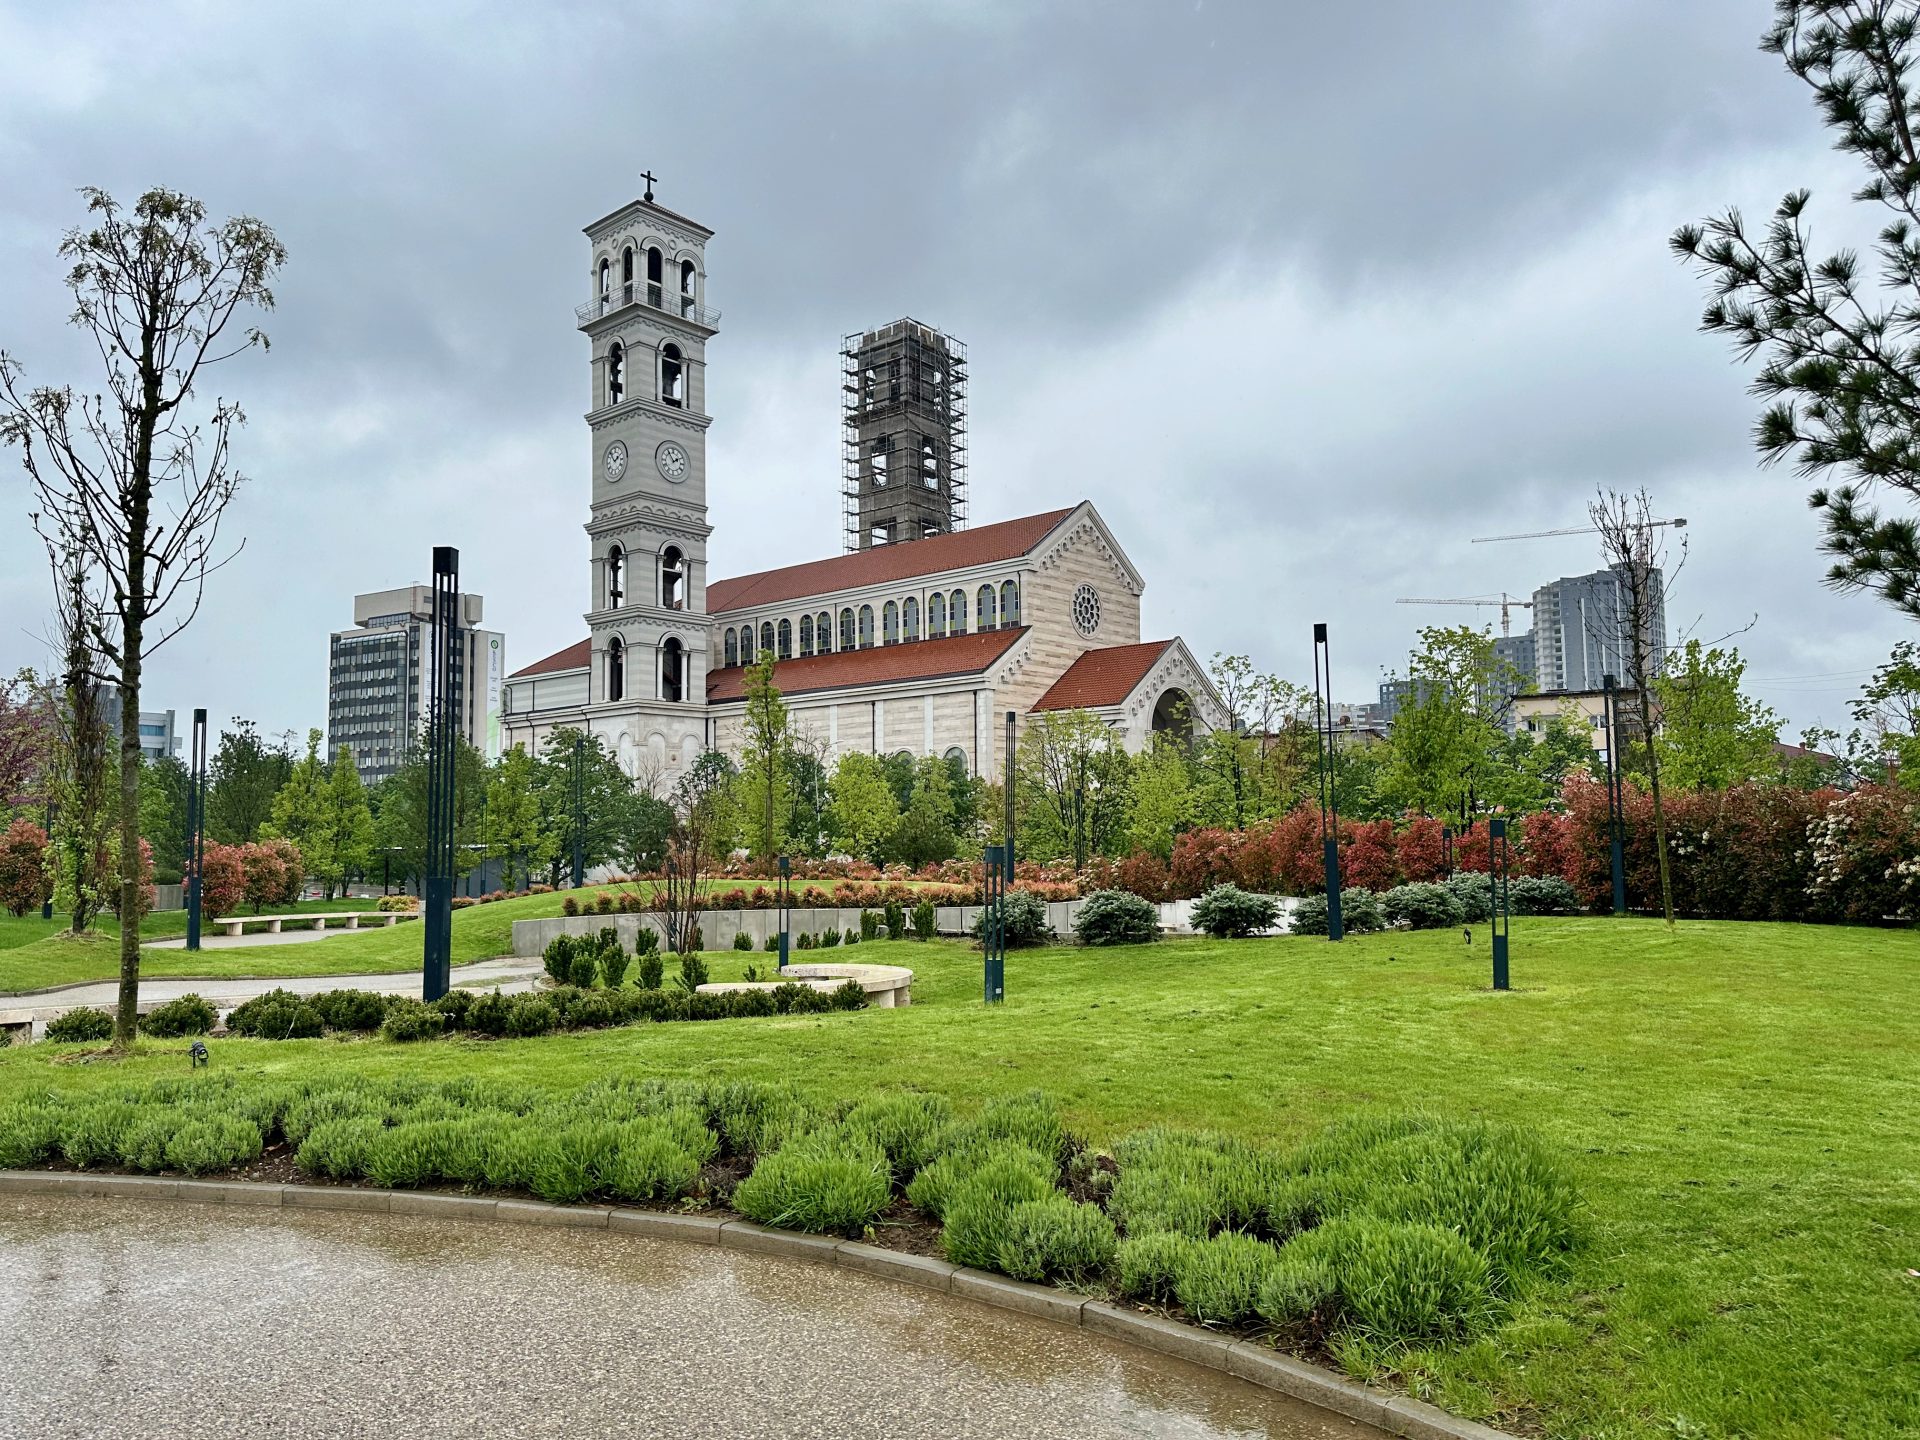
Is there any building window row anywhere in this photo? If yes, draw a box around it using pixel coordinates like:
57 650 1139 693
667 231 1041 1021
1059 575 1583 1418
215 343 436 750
603 339 688 410
718 579 1020 668
604 544 686 611
606 635 690 705
598 245 702 317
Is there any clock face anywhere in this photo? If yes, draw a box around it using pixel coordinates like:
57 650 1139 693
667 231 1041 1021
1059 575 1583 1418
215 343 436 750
656 441 690 482
602 441 628 482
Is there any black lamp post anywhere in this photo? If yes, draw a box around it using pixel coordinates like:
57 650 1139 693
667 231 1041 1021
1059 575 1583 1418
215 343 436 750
1004 710 1016 883
1602 673 1627 916
1441 823 1454 879
570 733 586 890
776 855 792 970
40 802 56 925
421 545 459 1002
1312 623 1344 941
1489 817 1511 991
185 708 207 950
983 843 1006 1004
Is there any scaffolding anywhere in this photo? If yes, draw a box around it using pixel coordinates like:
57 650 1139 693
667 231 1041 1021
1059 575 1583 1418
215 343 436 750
841 318 968 552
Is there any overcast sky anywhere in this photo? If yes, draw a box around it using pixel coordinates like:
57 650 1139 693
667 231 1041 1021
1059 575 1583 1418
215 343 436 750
0 0 1903 745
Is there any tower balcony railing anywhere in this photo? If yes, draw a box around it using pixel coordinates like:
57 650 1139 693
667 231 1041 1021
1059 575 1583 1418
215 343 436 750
576 285 721 331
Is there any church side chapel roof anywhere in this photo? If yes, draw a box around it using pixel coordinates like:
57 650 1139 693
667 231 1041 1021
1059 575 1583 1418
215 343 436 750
706 627 1028 703
706 508 1075 614
508 638 591 679
1029 640 1177 712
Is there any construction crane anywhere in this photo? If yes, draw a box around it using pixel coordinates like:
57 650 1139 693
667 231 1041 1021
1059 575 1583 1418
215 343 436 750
1395 594 1536 636
1472 517 1687 544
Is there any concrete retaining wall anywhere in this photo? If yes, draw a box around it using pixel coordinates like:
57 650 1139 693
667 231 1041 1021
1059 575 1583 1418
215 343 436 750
512 894 1299 957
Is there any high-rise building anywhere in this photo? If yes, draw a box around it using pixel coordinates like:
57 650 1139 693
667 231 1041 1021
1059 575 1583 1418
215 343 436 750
842 318 968 551
327 587 504 784
1529 565 1666 694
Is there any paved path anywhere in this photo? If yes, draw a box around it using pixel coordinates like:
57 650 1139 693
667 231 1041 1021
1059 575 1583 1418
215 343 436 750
0 1195 1376 1439
146 928 347 950
15 956 542 1010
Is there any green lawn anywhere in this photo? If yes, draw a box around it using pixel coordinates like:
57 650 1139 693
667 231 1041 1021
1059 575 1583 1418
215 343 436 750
3 918 1916 1438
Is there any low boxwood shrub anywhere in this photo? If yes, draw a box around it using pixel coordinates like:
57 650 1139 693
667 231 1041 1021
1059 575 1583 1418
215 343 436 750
771 982 830 1015
140 994 217 1038
567 992 617 1028
728 988 778 1019
820 928 842 948
1072 889 1159 946
1379 882 1465 931
543 934 576 984
379 998 447 1043
969 890 1055 947
569 948 600 989
732 930 754 951
675 953 710 993
732 1132 893 1236
228 989 323 1039
828 979 867 1011
45 1007 113 1043
995 1193 1117 1284
430 990 475 1027
309 989 391 1032
884 900 907 941
636 947 665 989
911 898 936 940
506 997 557 1037
1191 884 1280 939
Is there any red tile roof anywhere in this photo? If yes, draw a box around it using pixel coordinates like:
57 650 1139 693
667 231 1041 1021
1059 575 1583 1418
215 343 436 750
707 628 1027 703
1029 640 1175 712
707 509 1075 614
509 638 591 679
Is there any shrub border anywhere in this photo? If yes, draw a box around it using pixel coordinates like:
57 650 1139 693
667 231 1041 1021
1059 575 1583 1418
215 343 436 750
0 1169 1515 1440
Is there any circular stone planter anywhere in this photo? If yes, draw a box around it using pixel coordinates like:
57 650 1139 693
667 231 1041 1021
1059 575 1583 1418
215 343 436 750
698 963 913 1008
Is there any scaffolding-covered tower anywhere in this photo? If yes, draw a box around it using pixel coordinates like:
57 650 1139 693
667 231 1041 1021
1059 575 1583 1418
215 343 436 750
841 318 968 551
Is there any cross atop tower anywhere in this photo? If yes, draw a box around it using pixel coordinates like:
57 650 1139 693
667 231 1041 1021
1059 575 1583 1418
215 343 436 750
640 169 657 203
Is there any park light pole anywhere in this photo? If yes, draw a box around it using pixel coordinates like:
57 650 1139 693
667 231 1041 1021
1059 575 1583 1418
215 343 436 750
1312 623 1344 941
570 733 586 890
776 855 792 970
185 708 207 951
1489 817 1511 991
983 843 1007 1004
421 545 458 1002
1602 673 1627 916
1441 823 1454 879
1004 710 1016 880
41 800 57 921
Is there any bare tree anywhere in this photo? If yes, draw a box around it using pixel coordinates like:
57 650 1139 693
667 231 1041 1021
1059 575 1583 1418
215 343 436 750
1589 488 1684 925
0 187 285 1048
655 751 734 955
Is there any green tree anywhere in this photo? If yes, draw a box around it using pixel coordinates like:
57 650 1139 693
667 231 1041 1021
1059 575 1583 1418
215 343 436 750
483 745 556 889
1674 3 1920 618
1851 638 1920 784
1017 710 1133 871
138 752 189 883
1653 641 1783 792
889 754 958 867
207 720 292 844
1380 626 1526 825
374 736 487 890
1194 654 1314 826
1488 711 1601 814
611 787 674 874
737 652 792 866
533 727 640 884
1128 733 1196 859
266 729 332 884
320 745 374 896
827 752 898 862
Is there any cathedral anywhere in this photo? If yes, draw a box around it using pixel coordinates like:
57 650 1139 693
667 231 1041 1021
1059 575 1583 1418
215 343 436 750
501 186 1225 785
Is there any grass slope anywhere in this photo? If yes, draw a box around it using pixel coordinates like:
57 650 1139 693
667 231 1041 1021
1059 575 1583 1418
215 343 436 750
3 918 1917 1438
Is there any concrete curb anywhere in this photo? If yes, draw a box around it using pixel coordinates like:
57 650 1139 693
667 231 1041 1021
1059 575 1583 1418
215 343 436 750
0 1171 1519 1440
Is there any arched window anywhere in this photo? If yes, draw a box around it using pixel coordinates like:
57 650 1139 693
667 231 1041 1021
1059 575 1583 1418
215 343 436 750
661 546 684 609
921 435 938 488
839 608 855 650
903 596 919 641
1001 579 1019 627
869 436 889 486
660 343 684 407
739 625 753 665
606 545 625 609
646 246 663 307
778 618 793 659
724 629 738 668
977 585 996 632
621 246 634 305
607 342 625 406
858 605 875 649
817 611 833 653
607 637 625 703
929 591 946 639
597 258 611 313
950 589 968 636
661 638 684 702
759 621 774 657
883 601 899 645
799 614 813 657
680 258 697 316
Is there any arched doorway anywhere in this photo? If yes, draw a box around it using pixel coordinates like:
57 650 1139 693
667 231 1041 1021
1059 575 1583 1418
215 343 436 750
1152 688 1193 745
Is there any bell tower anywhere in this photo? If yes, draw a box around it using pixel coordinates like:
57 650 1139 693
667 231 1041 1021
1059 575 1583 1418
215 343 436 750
575 177 720 777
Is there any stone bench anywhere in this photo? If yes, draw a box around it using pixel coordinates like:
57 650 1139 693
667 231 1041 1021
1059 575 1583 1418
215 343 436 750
210 911 417 938
699 962 914 1009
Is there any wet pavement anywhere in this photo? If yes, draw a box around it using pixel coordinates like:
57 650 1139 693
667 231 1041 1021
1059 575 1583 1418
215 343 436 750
0 1195 1380 1439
